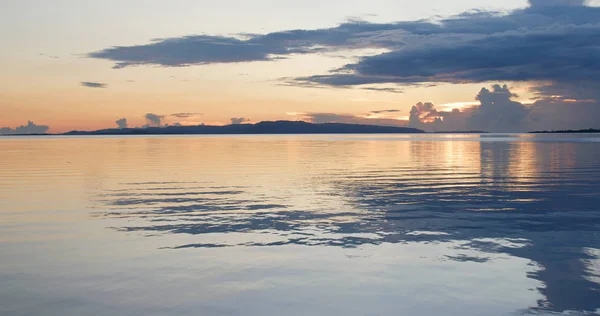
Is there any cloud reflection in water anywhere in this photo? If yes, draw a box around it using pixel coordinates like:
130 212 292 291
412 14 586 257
94 135 600 314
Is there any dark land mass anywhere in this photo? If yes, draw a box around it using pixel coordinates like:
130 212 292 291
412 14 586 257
0 133 52 136
433 131 488 134
531 129 600 134
62 121 424 135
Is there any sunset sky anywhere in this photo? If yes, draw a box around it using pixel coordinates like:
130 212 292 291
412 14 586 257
2 0 600 133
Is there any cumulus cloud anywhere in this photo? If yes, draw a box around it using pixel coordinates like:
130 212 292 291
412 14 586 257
230 117 250 125
468 84 529 132
407 84 556 132
81 81 107 88
0 121 49 135
299 83 597 131
145 113 164 127
115 118 128 129
409 102 438 127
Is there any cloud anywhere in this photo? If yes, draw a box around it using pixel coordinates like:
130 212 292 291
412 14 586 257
230 117 250 125
40 53 59 59
89 5 600 88
528 0 586 6
287 5 600 97
169 112 202 118
115 118 128 129
405 84 598 132
528 99 600 131
0 121 49 135
81 81 107 88
370 109 401 114
468 84 529 132
406 85 528 132
85 0 600 131
409 102 438 128
362 87 404 94
145 113 164 127
86 18 471 68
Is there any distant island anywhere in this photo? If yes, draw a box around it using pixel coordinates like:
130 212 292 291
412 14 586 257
433 131 488 134
530 129 600 134
62 121 425 135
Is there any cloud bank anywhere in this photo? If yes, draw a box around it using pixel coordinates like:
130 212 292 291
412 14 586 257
88 1 600 94
307 84 599 132
0 121 49 135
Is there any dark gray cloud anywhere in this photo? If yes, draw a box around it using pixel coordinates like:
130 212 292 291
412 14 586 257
115 118 128 129
0 121 49 135
145 113 164 127
81 81 107 88
288 5 600 96
89 4 600 87
295 22 600 89
87 2 600 102
230 117 250 125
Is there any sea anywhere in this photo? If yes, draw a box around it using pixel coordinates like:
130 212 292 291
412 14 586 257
1 134 599 316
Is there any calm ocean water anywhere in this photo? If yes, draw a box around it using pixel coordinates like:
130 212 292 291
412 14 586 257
1 134 599 316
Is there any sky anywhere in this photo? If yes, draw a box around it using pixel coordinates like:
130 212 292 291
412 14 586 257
1 0 600 133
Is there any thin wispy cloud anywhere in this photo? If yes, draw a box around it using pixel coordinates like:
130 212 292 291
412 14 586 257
370 109 401 114
81 81 107 88
39 53 59 59
363 87 404 94
170 113 202 118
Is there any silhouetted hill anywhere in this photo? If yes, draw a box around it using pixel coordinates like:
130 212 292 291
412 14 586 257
433 131 488 134
63 121 424 135
530 129 600 134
